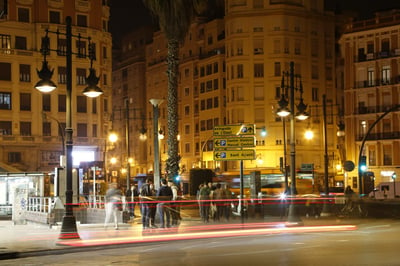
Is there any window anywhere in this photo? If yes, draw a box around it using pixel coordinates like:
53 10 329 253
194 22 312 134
184 87 190 96
18 8 30 22
274 62 281 76
214 96 219 108
76 40 86 58
206 64 212 75
77 96 87 113
58 95 66 112
237 64 243 78
92 98 97 114
8 152 21 163
254 39 263 54
57 38 66 56
213 63 218 73
0 121 12 135
381 39 390 53
382 66 391 84
76 68 86 85
49 11 61 24
184 106 190 116
19 64 30 82
77 123 87 137
20 122 31 136
0 34 11 49
43 122 51 136
185 125 190 134
42 94 51 111
284 38 289 54
255 108 264 122
15 36 27 50
312 87 319 102
326 67 332 81
92 124 97 137
367 42 374 54
383 145 392 165
20 93 31 111
237 87 244 101
213 79 219 90
254 86 264 100
273 40 280 54
200 100 205 110
200 83 205 93
254 63 264 77
0 92 11 110
185 143 190 153
295 40 301 55
104 99 108 112
207 98 212 109
0 62 11 80
206 80 213 91
77 14 88 27
207 119 213 130
367 67 375 86
58 67 67 84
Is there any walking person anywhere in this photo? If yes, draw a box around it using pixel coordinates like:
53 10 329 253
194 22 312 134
139 178 153 229
199 182 211 223
125 184 139 219
157 178 173 228
104 183 122 230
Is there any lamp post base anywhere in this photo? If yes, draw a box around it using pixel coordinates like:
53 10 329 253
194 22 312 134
320 201 333 217
287 202 303 226
58 215 80 241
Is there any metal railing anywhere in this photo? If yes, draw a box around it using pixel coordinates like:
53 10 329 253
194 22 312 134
27 197 54 213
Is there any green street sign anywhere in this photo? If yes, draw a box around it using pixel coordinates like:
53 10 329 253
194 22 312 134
213 124 255 136
214 137 255 148
214 149 256 161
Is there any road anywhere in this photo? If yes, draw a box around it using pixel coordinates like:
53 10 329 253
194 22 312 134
3 219 400 266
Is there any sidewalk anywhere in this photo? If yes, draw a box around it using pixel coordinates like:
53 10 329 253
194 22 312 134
0 212 360 260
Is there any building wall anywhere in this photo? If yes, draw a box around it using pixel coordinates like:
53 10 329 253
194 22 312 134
340 10 400 187
0 0 112 172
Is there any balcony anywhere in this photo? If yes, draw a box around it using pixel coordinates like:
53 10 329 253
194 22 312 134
355 49 400 62
354 104 398 115
356 131 400 141
353 77 400 89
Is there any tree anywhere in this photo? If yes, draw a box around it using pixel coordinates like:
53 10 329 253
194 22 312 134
143 0 208 180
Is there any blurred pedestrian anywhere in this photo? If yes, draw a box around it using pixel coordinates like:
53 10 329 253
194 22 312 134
104 183 122 230
139 178 153 229
199 182 211 223
157 178 173 228
125 184 139 219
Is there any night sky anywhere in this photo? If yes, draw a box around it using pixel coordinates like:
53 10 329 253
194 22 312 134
109 0 400 44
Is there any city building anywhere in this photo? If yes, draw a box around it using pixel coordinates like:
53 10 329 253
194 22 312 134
0 0 112 174
340 10 400 188
112 1 345 190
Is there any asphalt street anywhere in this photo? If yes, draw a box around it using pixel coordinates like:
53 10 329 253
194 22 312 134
3 219 400 266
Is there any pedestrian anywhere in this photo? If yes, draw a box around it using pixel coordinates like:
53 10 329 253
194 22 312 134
168 180 181 226
139 178 153 229
125 184 139 219
197 184 204 219
213 183 225 221
223 184 232 221
344 185 354 211
157 178 173 228
104 183 122 230
199 182 211 223
149 182 158 228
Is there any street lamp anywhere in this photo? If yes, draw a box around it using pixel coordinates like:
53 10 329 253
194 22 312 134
150 99 164 190
277 61 308 224
104 132 118 183
35 16 103 240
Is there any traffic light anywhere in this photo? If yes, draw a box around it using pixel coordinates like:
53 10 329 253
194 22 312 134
360 155 367 172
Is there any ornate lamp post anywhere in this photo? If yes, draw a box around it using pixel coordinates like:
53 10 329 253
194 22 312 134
34 16 103 240
277 62 308 224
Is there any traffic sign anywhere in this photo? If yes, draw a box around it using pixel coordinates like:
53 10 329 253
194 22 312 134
214 137 255 148
214 149 256 161
213 124 255 136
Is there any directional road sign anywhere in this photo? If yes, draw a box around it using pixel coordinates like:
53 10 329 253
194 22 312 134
214 137 255 148
214 149 256 161
213 124 255 136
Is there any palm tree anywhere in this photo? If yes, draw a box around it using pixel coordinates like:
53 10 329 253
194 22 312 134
143 0 208 181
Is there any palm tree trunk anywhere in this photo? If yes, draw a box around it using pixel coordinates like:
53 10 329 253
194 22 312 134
166 39 180 180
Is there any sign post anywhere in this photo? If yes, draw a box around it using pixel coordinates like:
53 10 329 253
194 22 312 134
213 124 256 222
